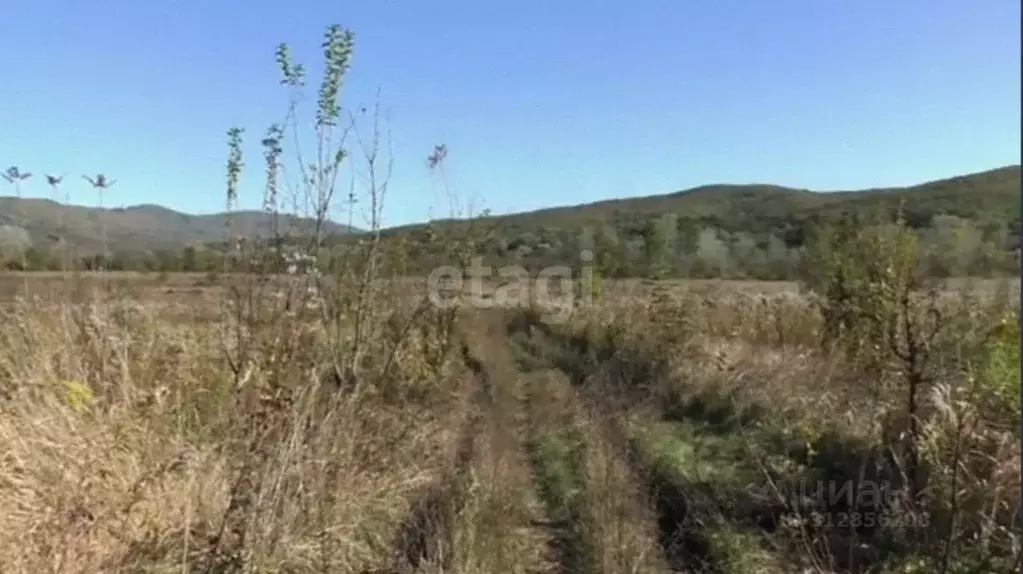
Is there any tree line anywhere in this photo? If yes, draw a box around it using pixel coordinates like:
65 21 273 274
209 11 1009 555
1 210 1016 280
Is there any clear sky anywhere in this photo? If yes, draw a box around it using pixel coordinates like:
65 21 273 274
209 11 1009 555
1 0 1019 228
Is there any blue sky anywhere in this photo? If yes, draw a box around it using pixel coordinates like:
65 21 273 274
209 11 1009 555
1 0 1019 228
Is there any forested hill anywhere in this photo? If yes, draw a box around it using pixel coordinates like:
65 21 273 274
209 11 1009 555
382 164 1021 278
0 165 1018 278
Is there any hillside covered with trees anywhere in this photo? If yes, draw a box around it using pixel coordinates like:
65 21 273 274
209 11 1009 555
369 164 1022 280
0 164 1018 279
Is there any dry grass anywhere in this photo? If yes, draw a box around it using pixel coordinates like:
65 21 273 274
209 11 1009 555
0 271 1018 573
521 366 670 574
439 319 555 574
0 272 476 573
514 279 1021 572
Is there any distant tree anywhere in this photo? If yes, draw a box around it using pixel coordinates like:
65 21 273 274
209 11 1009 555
593 223 624 277
81 253 109 272
153 249 182 272
182 246 199 272
694 228 730 277
25 247 60 271
0 225 32 269
644 213 677 278
763 234 795 279
727 232 759 278
922 215 983 277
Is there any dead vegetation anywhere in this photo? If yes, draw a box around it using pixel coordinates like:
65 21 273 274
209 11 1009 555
0 21 1019 574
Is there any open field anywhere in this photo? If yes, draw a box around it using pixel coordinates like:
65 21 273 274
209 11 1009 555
0 271 1017 302
0 270 1018 573
3 6 1019 573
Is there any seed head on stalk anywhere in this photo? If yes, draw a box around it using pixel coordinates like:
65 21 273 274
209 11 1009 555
44 174 68 268
2 166 32 186
2 167 31 287
83 174 116 190
83 174 116 273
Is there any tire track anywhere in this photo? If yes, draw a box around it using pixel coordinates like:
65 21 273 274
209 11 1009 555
522 369 593 574
386 315 557 574
466 323 560 574
515 338 672 573
508 316 716 573
381 342 487 573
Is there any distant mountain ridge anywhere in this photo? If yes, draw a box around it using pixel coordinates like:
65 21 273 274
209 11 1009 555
0 198 359 253
472 165 1020 230
374 165 1020 244
0 165 1018 254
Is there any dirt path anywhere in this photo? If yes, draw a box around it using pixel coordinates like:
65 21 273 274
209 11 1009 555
506 314 787 574
385 313 556 574
509 320 675 574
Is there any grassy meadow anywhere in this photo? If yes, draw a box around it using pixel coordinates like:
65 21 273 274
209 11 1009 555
1 19 1019 574
0 270 1017 573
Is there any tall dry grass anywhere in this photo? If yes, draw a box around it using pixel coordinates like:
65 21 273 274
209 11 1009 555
0 283 478 573
525 278 1021 572
0 22 492 574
